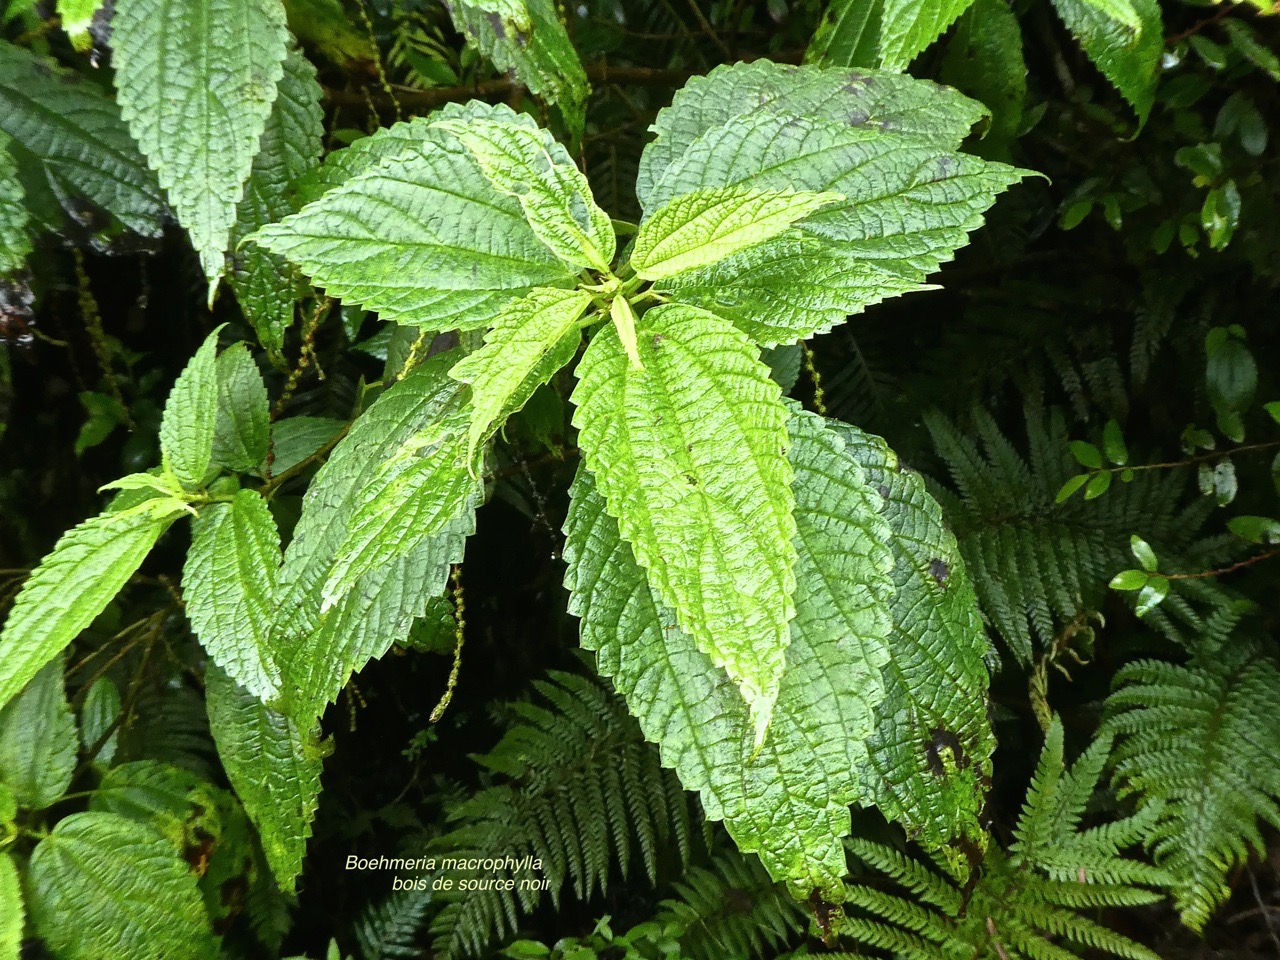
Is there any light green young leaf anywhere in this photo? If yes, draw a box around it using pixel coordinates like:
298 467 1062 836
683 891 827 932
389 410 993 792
834 423 995 866
272 353 477 720
27 812 218 960
571 304 798 740
444 0 589 133
57 0 105 51
0 853 21 960
212 343 271 474
0 43 164 241
0 138 31 275
1050 0 1162 125
98 471 188 498
160 330 221 489
230 47 325 365
112 0 290 286
183 490 282 700
437 117 615 271
448 287 590 464
609 295 642 370
0 496 187 713
0 660 77 809
564 408 894 896
254 103 578 332
206 665 322 894
630 187 842 281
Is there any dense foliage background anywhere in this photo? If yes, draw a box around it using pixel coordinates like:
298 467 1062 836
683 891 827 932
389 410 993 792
1 0 1279 957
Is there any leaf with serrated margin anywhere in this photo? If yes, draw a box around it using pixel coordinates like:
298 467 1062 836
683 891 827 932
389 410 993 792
0 43 164 242
564 407 894 896
631 187 842 281
206 665 322 894
0 496 188 714
571 304 797 740
0 659 77 809
254 104 579 333
438 117 615 271
272 352 477 720
879 0 979 71
940 0 1027 156
808 0 883 69
834 422 994 868
183 490 281 701
646 109 1026 344
444 0 588 133
636 59 987 210
269 416 345 475
28 812 218 960
448 287 590 464
113 0 289 285
231 47 324 365
212 343 271 474
1050 0 1162 125
0 853 20 960
161 330 220 489
0 138 31 276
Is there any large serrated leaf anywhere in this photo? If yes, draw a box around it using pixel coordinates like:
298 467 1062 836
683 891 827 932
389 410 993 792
206 665 322 894
564 408 894 896
0 660 77 809
113 0 290 285
444 0 588 133
448 287 590 463
0 43 164 242
879 0 979 71
834 422 994 864
437 117 615 271
630 187 841 281
939 0 1027 156
254 102 579 333
212 343 271 474
636 59 987 210
272 352 477 720
1050 0 1162 125
807 0 883 68
27 811 218 960
0 138 31 275
0 853 22 960
183 490 281 700
0 496 187 714
160 330 220 489
230 46 324 364
572 303 798 741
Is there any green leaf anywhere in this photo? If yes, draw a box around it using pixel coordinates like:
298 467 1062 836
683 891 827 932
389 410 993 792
807 0 883 68
269 415 345 475
436 116 615 271
0 660 77 809
1223 19 1280 81
1263 400 1280 425
834 422 994 866
212 343 271 474
57 0 104 51
1084 470 1113 499
0 139 31 275
1130 534 1158 571
1103 418 1128 465
161 330 221 489
183 490 282 700
0 853 22 960
631 187 842 281
879 0 979 71
443 0 589 133
1227 516 1280 545
0 42 164 242
564 408 894 896
939 0 1027 155
272 353 477 720
1069 440 1102 468
1134 576 1167 616
572 304 798 740
230 46 325 365
27 811 218 960
80 677 121 766
0 496 187 713
609 295 643 370
448 287 590 463
254 103 579 333
1109 569 1149 591
90 760 223 852
1055 473 1089 503
1049 0 1163 125
205 665 323 894
112 0 290 286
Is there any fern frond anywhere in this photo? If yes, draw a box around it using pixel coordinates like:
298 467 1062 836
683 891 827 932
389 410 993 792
841 719 1162 960
1103 623 1280 931
427 671 692 959
352 885 431 960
